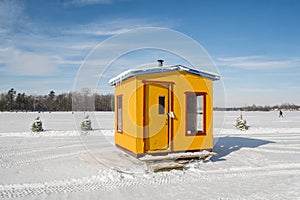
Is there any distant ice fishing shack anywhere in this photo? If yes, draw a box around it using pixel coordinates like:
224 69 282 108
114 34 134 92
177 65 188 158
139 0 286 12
109 60 220 158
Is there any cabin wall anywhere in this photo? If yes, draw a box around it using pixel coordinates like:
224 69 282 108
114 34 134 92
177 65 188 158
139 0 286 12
136 71 214 152
113 70 215 156
172 72 214 151
134 82 145 154
114 77 138 153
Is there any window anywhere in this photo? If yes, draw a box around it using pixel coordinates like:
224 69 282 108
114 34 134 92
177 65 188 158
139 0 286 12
117 95 122 133
186 92 206 135
158 96 165 114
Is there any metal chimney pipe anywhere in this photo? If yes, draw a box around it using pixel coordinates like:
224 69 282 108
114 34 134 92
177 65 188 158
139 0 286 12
157 59 164 67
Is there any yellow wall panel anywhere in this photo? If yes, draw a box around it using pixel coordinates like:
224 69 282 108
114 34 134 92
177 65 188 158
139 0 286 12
113 69 216 156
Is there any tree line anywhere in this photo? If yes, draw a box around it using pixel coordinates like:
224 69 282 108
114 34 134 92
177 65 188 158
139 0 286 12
214 103 300 111
0 88 114 112
1 88 299 112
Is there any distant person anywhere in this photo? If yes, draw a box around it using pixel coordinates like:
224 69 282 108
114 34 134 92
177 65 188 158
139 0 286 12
279 110 284 117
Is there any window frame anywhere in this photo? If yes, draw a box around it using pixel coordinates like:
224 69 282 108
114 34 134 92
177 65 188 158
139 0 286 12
185 92 207 136
116 94 123 133
158 95 166 115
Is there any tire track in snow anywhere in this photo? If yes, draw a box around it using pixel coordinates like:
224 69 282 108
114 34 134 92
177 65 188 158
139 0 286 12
0 170 185 198
0 142 86 159
185 163 300 186
259 143 300 148
0 139 82 155
1 162 300 198
250 147 300 154
187 162 300 176
0 150 85 168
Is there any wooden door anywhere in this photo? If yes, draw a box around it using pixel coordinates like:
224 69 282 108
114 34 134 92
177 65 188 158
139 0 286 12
145 83 170 151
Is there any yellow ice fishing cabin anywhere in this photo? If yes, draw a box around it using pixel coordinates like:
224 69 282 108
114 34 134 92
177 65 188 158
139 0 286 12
109 60 220 158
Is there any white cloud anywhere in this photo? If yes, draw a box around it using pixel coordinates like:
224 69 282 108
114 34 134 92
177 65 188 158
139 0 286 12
0 0 177 94
0 0 22 24
66 18 167 36
0 0 33 34
0 47 10 52
1 48 58 76
216 55 300 70
76 28 131 36
234 88 275 93
51 55 83 65
67 0 124 6
0 28 8 34
66 43 98 50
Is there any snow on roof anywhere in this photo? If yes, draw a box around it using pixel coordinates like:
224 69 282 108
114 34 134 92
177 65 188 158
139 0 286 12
109 65 220 86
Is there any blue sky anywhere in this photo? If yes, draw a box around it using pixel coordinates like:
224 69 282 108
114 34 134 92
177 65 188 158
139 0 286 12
1 0 300 107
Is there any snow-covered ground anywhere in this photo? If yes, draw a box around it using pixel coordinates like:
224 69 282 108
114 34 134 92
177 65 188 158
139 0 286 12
0 111 299 199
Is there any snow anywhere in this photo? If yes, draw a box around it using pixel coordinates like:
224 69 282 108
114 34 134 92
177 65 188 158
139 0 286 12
109 65 220 85
0 111 299 199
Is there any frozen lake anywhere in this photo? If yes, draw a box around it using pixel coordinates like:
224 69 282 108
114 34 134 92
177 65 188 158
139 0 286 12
0 111 299 199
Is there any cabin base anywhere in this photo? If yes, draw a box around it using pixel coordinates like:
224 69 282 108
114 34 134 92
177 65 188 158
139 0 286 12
115 144 214 159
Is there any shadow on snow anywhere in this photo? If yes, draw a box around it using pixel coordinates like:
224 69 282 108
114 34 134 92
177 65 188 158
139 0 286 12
211 136 274 162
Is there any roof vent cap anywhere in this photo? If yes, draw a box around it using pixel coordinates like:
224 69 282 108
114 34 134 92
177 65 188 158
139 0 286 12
157 59 164 67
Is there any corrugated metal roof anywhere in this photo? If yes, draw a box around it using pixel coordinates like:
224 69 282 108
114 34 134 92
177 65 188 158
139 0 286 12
109 65 220 86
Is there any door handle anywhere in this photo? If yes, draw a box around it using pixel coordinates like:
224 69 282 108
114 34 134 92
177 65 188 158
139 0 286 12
168 112 175 118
